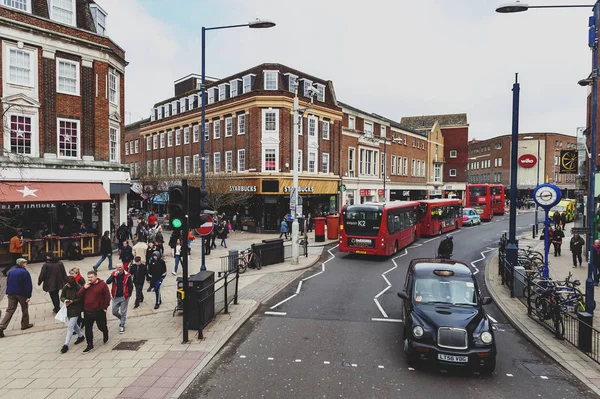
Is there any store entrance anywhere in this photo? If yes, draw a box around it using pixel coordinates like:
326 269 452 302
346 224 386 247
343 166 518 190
264 196 279 231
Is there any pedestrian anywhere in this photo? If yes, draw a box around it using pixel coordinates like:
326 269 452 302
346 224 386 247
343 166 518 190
77 270 111 353
145 242 156 293
204 236 211 255
154 238 165 258
279 217 289 240
69 267 85 329
38 253 68 313
59 275 85 353
172 238 183 276
130 256 147 309
136 217 147 238
235 211 243 233
210 227 218 250
93 231 113 271
132 238 148 265
119 240 133 271
552 226 565 257
148 213 157 229
561 211 568 229
147 251 166 310
219 221 228 248
116 223 130 250
0 258 34 337
187 229 195 255
570 233 585 268
106 263 133 334
552 211 561 229
169 229 181 256
4 228 23 276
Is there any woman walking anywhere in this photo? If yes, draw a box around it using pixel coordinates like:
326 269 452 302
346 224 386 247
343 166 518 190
172 239 183 276
60 275 85 353
93 231 113 271
279 217 289 240
219 221 229 248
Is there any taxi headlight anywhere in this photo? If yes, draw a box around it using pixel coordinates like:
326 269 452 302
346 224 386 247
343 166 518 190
413 326 424 338
480 331 493 344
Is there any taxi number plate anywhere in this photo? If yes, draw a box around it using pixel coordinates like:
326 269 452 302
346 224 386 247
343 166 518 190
438 354 468 363
355 250 367 255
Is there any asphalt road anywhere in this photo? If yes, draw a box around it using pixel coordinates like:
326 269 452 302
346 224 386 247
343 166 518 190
183 210 598 399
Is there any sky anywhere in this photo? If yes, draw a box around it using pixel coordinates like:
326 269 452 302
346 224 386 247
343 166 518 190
100 0 593 140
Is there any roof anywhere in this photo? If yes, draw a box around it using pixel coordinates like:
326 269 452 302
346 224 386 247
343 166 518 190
411 259 472 278
125 118 151 131
339 102 426 137
400 114 468 130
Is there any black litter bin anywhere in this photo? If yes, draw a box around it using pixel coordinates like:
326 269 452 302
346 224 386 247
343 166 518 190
186 271 215 330
252 238 284 266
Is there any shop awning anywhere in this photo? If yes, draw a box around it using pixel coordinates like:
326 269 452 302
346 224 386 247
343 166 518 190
0 182 111 204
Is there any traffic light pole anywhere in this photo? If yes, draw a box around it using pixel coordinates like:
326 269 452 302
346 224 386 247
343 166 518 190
182 179 190 343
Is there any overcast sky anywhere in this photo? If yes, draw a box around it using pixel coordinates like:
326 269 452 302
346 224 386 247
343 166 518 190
101 0 592 140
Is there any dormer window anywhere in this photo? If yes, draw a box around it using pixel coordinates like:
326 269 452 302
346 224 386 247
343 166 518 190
315 83 325 102
89 3 107 35
242 74 254 94
286 73 298 93
51 0 76 27
264 70 278 90
218 83 229 101
302 79 313 97
3 0 31 12
208 88 215 104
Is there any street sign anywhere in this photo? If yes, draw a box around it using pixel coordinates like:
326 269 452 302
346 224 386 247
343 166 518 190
195 214 214 236
296 204 303 217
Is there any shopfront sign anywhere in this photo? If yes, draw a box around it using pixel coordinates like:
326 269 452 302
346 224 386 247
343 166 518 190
0 203 57 210
283 186 314 193
229 185 258 192
430 189 442 196
377 189 385 196
360 189 372 197
518 154 537 168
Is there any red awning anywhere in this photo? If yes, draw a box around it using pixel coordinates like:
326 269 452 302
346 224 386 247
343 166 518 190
0 182 111 204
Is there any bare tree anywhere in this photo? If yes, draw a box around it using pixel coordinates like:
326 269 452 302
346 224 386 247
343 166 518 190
189 173 253 213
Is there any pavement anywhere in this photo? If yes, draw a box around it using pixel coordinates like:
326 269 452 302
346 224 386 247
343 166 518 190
485 218 600 396
0 229 336 399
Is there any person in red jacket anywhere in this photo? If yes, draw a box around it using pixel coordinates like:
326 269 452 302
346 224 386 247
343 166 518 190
77 270 111 353
106 264 133 334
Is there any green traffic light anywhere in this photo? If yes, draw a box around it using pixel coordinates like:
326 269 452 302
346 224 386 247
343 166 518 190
171 218 182 229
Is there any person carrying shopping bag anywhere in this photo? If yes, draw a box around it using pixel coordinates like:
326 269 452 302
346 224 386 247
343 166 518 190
59 275 85 353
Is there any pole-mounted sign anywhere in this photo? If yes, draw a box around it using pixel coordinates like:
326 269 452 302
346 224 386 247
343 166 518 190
532 183 562 278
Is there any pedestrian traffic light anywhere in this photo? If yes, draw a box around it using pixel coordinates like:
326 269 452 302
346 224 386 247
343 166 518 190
168 185 186 229
188 187 210 228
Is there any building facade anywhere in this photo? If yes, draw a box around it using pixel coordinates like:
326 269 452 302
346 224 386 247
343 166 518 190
0 0 128 243
467 132 577 196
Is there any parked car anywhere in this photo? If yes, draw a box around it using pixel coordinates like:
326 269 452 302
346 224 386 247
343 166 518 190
462 208 481 226
397 258 496 373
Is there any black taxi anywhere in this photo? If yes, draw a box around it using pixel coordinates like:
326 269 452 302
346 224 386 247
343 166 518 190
397 258 496 373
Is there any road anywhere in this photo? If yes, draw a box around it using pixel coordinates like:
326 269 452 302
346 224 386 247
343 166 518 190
183 211 597 399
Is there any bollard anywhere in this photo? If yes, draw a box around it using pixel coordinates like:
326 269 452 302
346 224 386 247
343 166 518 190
532 224 536 239
578 312 593 352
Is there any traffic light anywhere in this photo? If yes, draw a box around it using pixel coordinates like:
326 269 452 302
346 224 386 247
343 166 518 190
168 185 186 229
188 186 209 228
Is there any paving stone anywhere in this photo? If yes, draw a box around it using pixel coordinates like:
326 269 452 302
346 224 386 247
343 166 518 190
26 378 57 389
46 388 78 399
94 387 124 398
4 379 34 389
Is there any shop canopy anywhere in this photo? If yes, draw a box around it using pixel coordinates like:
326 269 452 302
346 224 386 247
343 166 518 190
0 182 111 204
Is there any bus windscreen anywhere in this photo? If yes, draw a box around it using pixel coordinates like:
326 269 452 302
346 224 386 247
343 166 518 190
344 207 382 237
469 187 488 197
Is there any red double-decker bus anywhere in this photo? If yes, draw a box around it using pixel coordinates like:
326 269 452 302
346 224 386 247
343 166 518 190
418 199 464 237
466 184 494 221
491 184 505 215
339 201 420 256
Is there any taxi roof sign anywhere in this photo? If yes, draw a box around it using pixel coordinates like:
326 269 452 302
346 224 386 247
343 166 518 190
433 269 455 277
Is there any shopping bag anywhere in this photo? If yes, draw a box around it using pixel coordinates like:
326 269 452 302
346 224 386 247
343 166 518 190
54 304 68 323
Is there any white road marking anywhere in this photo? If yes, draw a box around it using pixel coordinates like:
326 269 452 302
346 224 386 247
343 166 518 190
374 249 406 318
351 363 358 367
268 357 274 361
269 294 297 310
301 263 325 282
295 359 302 363
240 355 246 359
423 237 440 243
265 311 287 316
378 365 385 369
506 373 513 377
540 376 548 380
470 247 496 275
488 315 498 323
324 361 330 365
408 367 415 371
371 318 403 323
296 280 303 295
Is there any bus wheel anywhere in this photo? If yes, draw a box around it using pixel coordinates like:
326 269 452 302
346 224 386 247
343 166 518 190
394 241 399 254
438 227 442 236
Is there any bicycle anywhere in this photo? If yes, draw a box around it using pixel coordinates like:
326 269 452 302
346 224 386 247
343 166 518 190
238 249 261 274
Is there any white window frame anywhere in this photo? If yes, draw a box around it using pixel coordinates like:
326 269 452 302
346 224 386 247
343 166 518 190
218 83 229 101
449 169 457 177
208 88 215 104
167 130 173 147
146 136 151 151
321 152 330 174
242 74 253 94
5 112 38 157
204 121 209 141
193 125 200 143
287 74 298 93
183 126 190 144
193 154 200 174
237 149 246 172
128 141 133 155
308 115 318 137
498 158 503 167
315 83 325 102
412 159 416 176
230 79 241 97
146 160 151 175
449 150 457 158
56 58 80 96
403 157 408 176
184 156 190 175
180 98 186 113
380 125 386 138
434 164 442 183
308 150 317 174
303 79 313 97
50 0 76 26
263 147 278 172
168 158 173 175
225 117 233 137
348 147 355 175
160 132 165 149
214 153 221 173
238 113 246 135
264 70 279 90
175 157 181 175
175 128 181 146
348 116 355 130
171 101 178 116
6 46 35 87
225 150 233 173
152 134 158 150
134 139 139 153
262 109 279 133
391 156 396 175
322 120 330 140
3 0 31 12
108 69 118 105
153 160 158 176
57 117 80 159
364 122 373 138
213 120 221 139
158 159 164 175
297 149 303 172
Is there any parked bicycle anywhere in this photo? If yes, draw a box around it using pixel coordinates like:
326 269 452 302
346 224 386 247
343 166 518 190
238 249 261 274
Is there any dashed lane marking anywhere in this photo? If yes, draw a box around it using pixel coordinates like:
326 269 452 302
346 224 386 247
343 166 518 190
378 365 385 369
540 376 548 380
488 315 498 323
295 359 302 363
506 373 513 377
470 247 496 275
268 357 274 361
371 318 403 323
324 361 330 365
240 355 246 359
374 249 406 318
265 311 287 316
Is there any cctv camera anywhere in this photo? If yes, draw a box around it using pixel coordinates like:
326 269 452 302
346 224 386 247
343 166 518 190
307 86 320 97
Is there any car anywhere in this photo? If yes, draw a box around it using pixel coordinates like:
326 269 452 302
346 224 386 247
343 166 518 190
397 258 496 373
462 208 481 226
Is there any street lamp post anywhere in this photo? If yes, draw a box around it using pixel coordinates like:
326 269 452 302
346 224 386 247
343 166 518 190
200 19 275 271
496 1 597 312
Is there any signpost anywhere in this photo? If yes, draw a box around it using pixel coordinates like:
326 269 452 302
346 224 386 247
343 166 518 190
532 183 562 278
195 214 214 236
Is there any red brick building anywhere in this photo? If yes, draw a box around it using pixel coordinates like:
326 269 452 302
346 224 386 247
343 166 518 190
0 0 128 244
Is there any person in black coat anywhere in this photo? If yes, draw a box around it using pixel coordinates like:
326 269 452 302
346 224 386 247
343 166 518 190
129 256 147 308
147 251 166 310
119 241 134 271
93 231 113 271
437 235 454 259
552 226 565 257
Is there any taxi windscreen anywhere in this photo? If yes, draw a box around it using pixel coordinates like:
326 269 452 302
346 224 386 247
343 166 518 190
343 206 382 237
413 277 478 306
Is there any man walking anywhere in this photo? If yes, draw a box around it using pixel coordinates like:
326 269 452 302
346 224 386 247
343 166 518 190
0 258 34 337
119 240 134 271
38 254 67 313
147 251 166 310
130 256 147 309
4 228 23 276
106 264 133 333
570 233 585 268
133 238 148 265
77 270 111 353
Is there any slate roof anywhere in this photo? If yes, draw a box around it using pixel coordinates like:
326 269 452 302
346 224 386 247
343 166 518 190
400 114 468 130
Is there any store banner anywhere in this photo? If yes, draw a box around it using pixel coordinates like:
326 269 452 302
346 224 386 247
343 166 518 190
559 150 578 174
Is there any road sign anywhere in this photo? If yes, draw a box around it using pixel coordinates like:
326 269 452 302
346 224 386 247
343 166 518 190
195 214 214 236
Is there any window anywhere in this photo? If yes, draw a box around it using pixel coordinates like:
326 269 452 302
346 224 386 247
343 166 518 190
348 147 355 175
238 149 246 172
397 157 402 176
238 114 246 135
175 129 181 145
391 156 396 175
108 70 117 104
308 116 318 137
449 150 457 158
213 120 221 139
264 71 278 90
129 141 133 155
322 153 330 174
153 160 158 176
403 157 408 176
146 160 151 175
380 125 386 138
449 169 457 177
167 130 173 147
51 0 75 26
218 84 228 101
214 153 221 173
288 74 298 92
348 116 355 130
180 99 186 113
230 79 239 97
160 159 165 175
243 74 253 93
364 122 373 138
316 83 325 102
264 148 277 171
8 115 32 155
208 89 215 104
359 148 378 176
434 164 442 182
146 136 151 151
412 159 416 176
205 153 210 172
57 118 79 158
303 79 313 97
184 156 190 175
8 48 33 86
263 110 278 132
495 143 502 150
297 150 302 172
193 125 200 143
171 101 178 116
416 160 420 178
134 139 139 153
193 154 200 174
204 121 209 141
322 121 330 140
497 158 502 167
225 117 233 137
3 0 30 12
153 134 158 150
308 150 317 173
56 59 79 95
225 151 233 173
184 126 190 144
168 158 173 175
175 157 181 174
160 132 165 148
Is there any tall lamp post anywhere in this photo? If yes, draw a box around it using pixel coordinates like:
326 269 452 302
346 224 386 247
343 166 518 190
496 1 597 313
200 19 275 271
524 135 542 235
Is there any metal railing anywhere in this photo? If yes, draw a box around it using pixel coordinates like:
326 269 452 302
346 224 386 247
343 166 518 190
195 268 239 340
218 241 308 275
